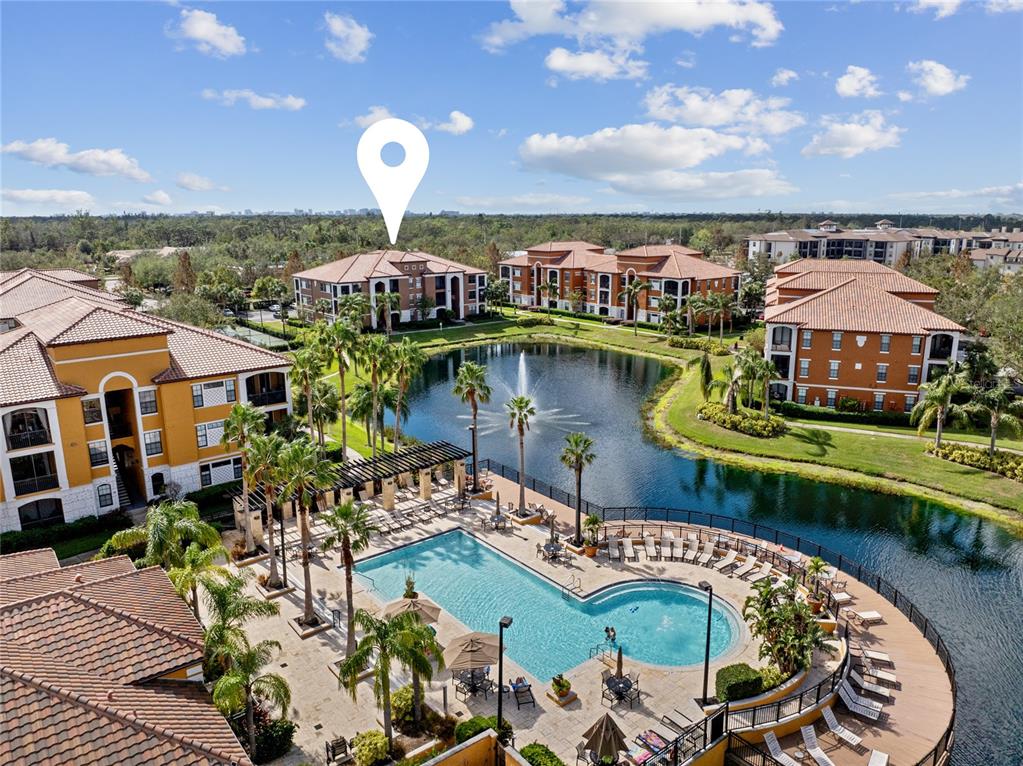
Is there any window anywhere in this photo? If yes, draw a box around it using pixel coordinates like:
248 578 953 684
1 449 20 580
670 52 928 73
143 430 162 456
797 387 807 404
88 441 109 467
874 393 885 412
831 332 843 350
876 364 889 383
138 389 158 415
904 394 917 413
191 384 204 408
801 330 812 349
17 498 64 529
828 361 840 380
912 336 923 354
908 366 921 385
196 424 209 448
97 484 114 508
226 379 237 403
880 334 891 353
11 452 59 496
152 473 166 496
200 456 242 487
799 359 810 378
826 390 837 408
83 398 103 424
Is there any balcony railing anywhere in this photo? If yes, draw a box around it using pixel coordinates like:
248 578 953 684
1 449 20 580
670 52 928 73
247 389 287 407
5 429 52 450
109 422 132 439
14 474 59 496
770 343 791 352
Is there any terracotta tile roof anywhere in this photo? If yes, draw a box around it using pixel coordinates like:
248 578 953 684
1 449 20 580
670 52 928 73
16 297 170 345
498 254 530 267
525 240 604 254
0 270 124 316
0 556 136 607
773 258 894 276
773 270 937 296
0 328 87 408
588 256 624 274
0 267 98 286
765 278 964 334
618 244 703 259
293 249 483 284
637 252 739 281
0 548 60 581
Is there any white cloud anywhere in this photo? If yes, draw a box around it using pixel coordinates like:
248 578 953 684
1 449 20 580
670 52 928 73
175 172 228 192
675 50 697 69
802 111 904 159
835 65 881 98
324 12 373 63
1 188 95 209
202 88 306 111
909 0 963 19
890 182 1022 203
352 105 394 128
986 0 1023 11
1 137 152 182
770 68 798 87
544 47 647 81
143 190 172 206
644 84 805 135
454 192 591 210
907 59 969 96
897 90 914 102
175 9 246 57
434 110 475 135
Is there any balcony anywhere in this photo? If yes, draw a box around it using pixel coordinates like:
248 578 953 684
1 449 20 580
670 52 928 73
247 388 287 407
6 428 51 451
770 343 791 353
14 474 59 497
108 420 132 440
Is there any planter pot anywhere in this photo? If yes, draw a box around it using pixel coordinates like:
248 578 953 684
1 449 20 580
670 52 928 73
584 545 598 558
807 596 823 615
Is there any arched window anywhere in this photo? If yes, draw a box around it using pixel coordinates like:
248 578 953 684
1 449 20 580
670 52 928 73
3 407 50 450
18 498 64 530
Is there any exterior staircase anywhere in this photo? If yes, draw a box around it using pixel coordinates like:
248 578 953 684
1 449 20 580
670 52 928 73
113 467 131 509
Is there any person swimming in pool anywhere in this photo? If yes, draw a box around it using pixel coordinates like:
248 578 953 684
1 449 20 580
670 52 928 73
604 626 617 644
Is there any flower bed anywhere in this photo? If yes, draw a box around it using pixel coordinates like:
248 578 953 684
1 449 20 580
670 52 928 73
698 402 787 438
928 442 1023 482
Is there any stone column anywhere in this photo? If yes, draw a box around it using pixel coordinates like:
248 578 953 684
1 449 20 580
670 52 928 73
419 469 432 500
362 480 375 500
455 462 466 495
340 487 354 504
382 477 395 511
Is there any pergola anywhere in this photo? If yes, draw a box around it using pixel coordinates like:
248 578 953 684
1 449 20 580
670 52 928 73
332 441 470 489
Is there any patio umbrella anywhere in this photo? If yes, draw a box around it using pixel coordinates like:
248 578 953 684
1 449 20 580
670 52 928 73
582 713 628 762
615 647 624 678
442 631 501 672
380 595 442 624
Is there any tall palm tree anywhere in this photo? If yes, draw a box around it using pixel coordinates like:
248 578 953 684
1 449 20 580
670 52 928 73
280 438 335 626
391 337 427 450
911 367 971 448
338 292 370 325
336 610 438 746
687 293 712 338
618 278 652 335
566 289 585 313
377 291 402 335
107 499 220 569
538 278 559 315
203 573 280 673
705 291 735 343
348 381 375 444
753 356 780 415
735 347 763 409
560 432 596 545
221 402 267 554
362 334 394 459
168 542 230 621
296 379 340 447
245 432 286 589
453 361 491 490
320 501 378 657
213 637 291 756
506 395 536 513
709 362 744 415
966 377 1023 456
398 616 445 725
686 351 714 402
290 345 324 450
321 318 362 462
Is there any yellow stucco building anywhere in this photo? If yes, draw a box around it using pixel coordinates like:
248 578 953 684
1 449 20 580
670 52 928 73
0 269 291 532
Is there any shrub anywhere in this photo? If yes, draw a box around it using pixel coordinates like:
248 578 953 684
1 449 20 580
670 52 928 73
0 511 131 555
185 481 241 519
775 401 912 427
516 315 554 328
836 396 861 413
743 326 765 353
391 685 415 731
758 666 785 691
454 715 512 745
667 336 731 356
353 730 391 766
715 663 764 702
928 442 1023 483
698 402 787 438
520 743 567 766
254 717 297 764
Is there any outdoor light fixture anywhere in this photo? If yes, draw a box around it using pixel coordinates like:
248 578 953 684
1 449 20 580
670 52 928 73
698 581 713 706
496 616 514 763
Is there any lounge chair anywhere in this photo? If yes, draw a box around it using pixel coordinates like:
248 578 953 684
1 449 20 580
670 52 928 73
671 539 686 561
622 538 639 562
607 539 622 561
830 591 853 607
850 670 892 700
683 540 699 563
859 659 897 686
660 535 673 555
838 680 883 720
644 536 659 561
821 706 861 748
800 725 835 766
762 731 799 766
713 549 738 572
847 609 884 626
731 556 758 578
853 643 893 666
513 683 536 708
696 542 714 567
747 560 775 583
867 751 889 766
636 730 669 752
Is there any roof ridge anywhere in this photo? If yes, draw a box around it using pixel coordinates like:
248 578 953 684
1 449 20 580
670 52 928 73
0 554 133 587
65 589 205 650
0 546 56 561
145 312 289 364
767 277 858 318
48 302 170 344
0 269 121 303
0 666 248 766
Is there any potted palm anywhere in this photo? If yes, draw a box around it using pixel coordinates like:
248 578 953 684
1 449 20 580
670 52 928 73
805 556 827 615
551 674 572 698
583 514 603 558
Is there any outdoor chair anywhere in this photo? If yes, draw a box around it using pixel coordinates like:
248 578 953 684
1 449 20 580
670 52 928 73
829 591 854 607
849 670 892 700
838 681 883 720
601 684 618 707
731 556 758 578
867 751 889 766
607 539 622 561
853 643 893 666
847 609 884 626
762 731 799 766
622 538 639 562
821 705 861 748
696 542 714 567
644 536 659 561
858 659 897 686
325 735 355 765
713 549 738 572
514 684 536 708
671 539 686 561
747 561 775 583
536 543 545 559
660 535 673 555
576 743 589 766
683 540 699 564
801 725 835 766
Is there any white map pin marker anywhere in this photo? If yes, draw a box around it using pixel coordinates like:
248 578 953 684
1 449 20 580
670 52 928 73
357 118 429 245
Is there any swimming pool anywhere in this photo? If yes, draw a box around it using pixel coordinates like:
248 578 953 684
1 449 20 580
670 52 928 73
355 530 742 680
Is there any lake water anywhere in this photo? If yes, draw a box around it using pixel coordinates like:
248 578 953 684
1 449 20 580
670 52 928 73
399 342 1023 766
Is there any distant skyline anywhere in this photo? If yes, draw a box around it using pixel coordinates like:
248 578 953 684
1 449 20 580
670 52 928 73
1 1 1021 217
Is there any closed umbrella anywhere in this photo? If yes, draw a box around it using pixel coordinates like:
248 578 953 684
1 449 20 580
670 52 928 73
615 647 623 678
442 631 501 672
582 713 628 763
381 595 442 624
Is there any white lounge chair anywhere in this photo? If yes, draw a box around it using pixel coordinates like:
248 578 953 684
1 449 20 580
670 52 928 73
800 725 835 766
731 556 758 578
671 539 686 561
644 536 659 561
838 680 883 720
713 549 737 572
747 560 775 583
762 731 799 766
622 538 639 562
850 670 892 700
847 609 884 626
867 751 889 766
696 542 714 567
860 660 897 686
607 539 622 561
661 535 674 555
830 591 853 606
683 540 699 563
860 647 893 666
821 706 861 748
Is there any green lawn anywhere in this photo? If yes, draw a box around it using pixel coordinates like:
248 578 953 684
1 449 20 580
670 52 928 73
782 415 1023 453
51 529 115 560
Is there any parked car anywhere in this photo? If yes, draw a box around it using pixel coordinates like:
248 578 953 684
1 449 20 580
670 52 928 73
222 308 235 317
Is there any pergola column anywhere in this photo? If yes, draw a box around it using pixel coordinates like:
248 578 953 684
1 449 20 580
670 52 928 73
382 477 395 511
419 469 432 500
340 487 354 504
362 480 375 500
454 462 466 495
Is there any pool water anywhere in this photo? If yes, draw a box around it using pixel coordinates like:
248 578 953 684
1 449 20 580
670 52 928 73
356 530 740 681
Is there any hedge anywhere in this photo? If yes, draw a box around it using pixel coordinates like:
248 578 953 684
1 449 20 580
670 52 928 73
185 481 241 519
235 316 298 341
0 511 131 555
253 717 297 764
516 315 554 328
454 715 513 745
668 336 731 356
715 663 764 702
519 743 566 766
353 730 390 766
928 442 1023 482
775 400 912 426
698 402 788 438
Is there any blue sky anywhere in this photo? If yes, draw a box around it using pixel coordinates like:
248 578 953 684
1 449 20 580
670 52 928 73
2 1 1021 216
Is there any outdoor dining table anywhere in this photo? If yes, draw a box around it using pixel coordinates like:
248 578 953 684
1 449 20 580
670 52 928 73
605 675 633 700
456 668 490 696
490 514 507 530
544 542 563 560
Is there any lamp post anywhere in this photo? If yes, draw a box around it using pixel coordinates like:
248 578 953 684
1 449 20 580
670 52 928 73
496 615 513 752
698 581 713 706
279 503 288 587
468 423 479 493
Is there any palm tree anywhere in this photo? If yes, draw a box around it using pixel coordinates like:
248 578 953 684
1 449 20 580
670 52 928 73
735 347 763 409
618 279 651 335
911 368 971 448
213 637 291 756
661 307 684 338
709 362 744 415
705 291 735 343
391 337 427 450
203 573 280 673
320 501 378 657
290 346 324 450
362 334 393 459
453 361 491 490
338 293 370 325
107 499 220 569
560 432 596 545
245 433 286 588
377 291 402 335
966 377 1023 456
506 395 536 513
348 381 375 442
687 293 712 337
279 438 335 626
686 351 714 402
753 356 780 415
399 615 445 726
296 379 340 446
321 319 362 462
538 278 559 315
168 542 230 621
221 402 267 554
336 610 439 746
566 289 585 313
